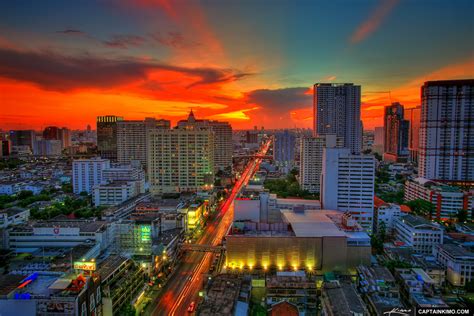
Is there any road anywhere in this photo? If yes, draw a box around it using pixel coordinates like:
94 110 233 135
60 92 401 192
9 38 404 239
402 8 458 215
148 140 270 316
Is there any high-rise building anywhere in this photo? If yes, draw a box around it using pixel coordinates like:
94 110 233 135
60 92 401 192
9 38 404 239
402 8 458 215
177 110 232 171
0 140 10 157
147 125 214 194
419 80 474 183
321 147 375 231
373 126 384 155
97 115 123 161
383 102 410 162
313 83 362 153
405 106 421 163
9 130 36 151
33 139 62 156
299 135 343 193
72 157 110 194
273 130 296 174
117 118 170 169
43 126 71 148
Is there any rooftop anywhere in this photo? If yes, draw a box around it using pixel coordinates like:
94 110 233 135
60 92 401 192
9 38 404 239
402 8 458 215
96 255 128 281
323 281 367 316
399 214 440 229
437 243 474 259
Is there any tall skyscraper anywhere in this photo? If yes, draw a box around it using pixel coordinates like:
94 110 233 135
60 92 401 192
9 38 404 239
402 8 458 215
97 115 123 161
383 102 410 162
419 80 474 183
72 157 111 194
273 130 296 174
9 130 36 151
147 125 214 194
405 106 421 163
299 134 343 193
321 147 375 231
117 118 170 169
177 110 232 171
313 83 362 153
373 126 384 155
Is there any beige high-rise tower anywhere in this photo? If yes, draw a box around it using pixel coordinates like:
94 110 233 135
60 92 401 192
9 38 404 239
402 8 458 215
147 124 214 194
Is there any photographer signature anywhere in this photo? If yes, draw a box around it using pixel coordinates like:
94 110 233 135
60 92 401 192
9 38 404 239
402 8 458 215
383 308 412 316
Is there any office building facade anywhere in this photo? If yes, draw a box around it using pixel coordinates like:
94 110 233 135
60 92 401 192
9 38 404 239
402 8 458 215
383 102 409 162
321 147 375 231
313 83 362 153
97 115 123 161
418 80 474 183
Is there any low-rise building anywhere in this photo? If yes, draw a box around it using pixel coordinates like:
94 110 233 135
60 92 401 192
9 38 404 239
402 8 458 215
0 208 30 228
7 219 113 251
266 272 317 313
97 255 146 316
226 209 371 273
373 197 402 235
405 177 474 220
394 268 447 308
356 265 401 315
434 243 474 287
0 272 102 316
394 214 443 254
93 181 143 206
321 280 368 316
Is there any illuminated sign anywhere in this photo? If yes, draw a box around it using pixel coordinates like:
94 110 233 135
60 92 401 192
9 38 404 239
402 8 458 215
141 225 151 242
73 261 96 271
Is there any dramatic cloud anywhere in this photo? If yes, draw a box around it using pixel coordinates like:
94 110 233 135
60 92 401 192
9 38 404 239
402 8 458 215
150 31 199 49
0 47 250 91
102 35 147 48
246 87 312 114
350 0 399 44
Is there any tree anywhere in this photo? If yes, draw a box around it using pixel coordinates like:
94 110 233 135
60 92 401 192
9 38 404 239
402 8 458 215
405 199 435 217
456 209 469 223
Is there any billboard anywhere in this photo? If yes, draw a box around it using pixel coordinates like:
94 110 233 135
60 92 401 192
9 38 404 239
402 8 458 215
73 261 96 271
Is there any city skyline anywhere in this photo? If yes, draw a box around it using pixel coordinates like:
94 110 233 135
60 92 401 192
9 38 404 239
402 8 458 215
1 0 473 131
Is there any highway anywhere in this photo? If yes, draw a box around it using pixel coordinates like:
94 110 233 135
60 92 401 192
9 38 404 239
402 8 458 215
148 140 271 316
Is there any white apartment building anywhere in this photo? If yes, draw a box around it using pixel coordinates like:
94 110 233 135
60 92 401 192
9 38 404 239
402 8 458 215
313 83 363 153
117 118 170 169
434 244 474 287
72 157 110 194
299 135 342 193
405 177 474 220
321 147 375 231
93 181 141 206
394 214 443 254
147 126 214 194
419 80 474 183
374 202 402 235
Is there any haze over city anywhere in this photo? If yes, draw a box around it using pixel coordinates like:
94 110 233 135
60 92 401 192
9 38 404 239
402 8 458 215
1 0 473 130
